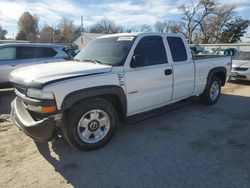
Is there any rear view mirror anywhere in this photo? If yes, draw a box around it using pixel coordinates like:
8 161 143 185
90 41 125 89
131 55 145 68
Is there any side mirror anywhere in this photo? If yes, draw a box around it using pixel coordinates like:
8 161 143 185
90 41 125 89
131 55 145 68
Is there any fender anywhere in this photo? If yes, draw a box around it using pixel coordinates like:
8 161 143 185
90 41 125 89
61 85 127 116
204 67 227 91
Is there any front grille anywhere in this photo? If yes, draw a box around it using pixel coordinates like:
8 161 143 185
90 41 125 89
13 84 27 95
235 67 248 71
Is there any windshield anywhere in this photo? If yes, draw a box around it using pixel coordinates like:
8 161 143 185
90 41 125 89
74 36 135 66
233 51 250 60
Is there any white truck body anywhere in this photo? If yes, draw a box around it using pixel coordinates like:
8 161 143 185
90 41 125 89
10 33 232 150
11 33 231 116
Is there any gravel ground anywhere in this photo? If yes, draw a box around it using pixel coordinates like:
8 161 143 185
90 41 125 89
0 81 250 188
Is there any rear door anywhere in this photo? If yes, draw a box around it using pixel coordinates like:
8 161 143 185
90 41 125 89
0 47 17 83
166 36 195 100
125 36 173 116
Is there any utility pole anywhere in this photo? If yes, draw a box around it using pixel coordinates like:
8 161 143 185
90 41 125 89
52 28 55 43
81 16 83 32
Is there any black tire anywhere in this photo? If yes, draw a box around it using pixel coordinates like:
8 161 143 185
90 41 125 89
200 75 221 105
63 98 117 151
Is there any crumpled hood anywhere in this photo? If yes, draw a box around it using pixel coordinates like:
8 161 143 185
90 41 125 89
232 60 250 68
10 61 112 88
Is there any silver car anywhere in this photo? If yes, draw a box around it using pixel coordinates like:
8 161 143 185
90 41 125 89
231 51 250 81
0 43 71 86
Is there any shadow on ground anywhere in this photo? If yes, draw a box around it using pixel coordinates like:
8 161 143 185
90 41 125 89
0 90 15 114
228 79 250 86
35 93 250 188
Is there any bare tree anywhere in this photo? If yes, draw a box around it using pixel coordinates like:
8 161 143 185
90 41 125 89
16 11 39 42
38 25 54 43
139 24 152 32
58 18 74 43
154 20 184 35
154 21 168 33
180 0 216 43
167 20 185 34
198 4 236 43
89 19 123 34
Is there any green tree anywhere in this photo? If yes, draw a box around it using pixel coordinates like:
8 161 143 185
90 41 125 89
219 17 249 43
16 11 39 42
0 25 7 39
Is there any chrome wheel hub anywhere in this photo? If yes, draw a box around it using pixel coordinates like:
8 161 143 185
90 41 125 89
210 81 219 101
77 109 111 144
88 120 99 131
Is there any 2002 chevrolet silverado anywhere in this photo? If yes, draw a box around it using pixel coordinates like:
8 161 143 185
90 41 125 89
10 33 232 150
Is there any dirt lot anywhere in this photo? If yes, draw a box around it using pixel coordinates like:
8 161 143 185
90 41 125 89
0 81 250 188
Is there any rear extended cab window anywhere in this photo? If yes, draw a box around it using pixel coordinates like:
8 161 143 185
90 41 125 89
167 37 188 62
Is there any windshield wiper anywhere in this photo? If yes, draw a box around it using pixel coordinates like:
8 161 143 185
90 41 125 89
82 59 105 65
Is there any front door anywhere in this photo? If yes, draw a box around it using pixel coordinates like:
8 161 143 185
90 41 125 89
125 36 173 116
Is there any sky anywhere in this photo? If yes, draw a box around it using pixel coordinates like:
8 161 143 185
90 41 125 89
0 0 250 38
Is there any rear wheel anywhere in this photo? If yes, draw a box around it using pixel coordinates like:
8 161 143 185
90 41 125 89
200 75 221 105
64 98 117 151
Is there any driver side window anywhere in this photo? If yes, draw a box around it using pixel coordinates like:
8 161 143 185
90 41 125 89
131 36 168 67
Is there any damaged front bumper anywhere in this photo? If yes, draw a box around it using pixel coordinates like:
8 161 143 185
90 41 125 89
11 97 61 141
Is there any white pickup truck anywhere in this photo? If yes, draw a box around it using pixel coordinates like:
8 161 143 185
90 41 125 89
10 33 232 150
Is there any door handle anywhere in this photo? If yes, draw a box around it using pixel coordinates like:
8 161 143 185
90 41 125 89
164 69 172 75
10 64 17 67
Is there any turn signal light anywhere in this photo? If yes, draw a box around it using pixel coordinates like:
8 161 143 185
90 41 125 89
41 106 56 113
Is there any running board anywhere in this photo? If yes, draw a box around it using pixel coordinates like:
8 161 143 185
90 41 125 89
125 98 192 124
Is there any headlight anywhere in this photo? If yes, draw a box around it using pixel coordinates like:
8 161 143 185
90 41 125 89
27 88 54 99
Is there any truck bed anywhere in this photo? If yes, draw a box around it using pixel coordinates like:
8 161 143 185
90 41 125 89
192 55 232 94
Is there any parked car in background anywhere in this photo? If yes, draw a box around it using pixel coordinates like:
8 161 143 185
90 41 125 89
231 51 250 80
190 46 202 55
0 43 72 87
223 48 237 56
216 48 237 56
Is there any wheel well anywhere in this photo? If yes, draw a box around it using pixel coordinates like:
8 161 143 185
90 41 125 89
99 94 125 122
64 94 126 123
214 71 226 86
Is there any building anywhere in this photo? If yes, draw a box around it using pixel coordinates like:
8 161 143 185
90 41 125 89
71 32 105 50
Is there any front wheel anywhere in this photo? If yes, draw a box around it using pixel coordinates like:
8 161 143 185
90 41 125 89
200 75 221 105
64 98 117 151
